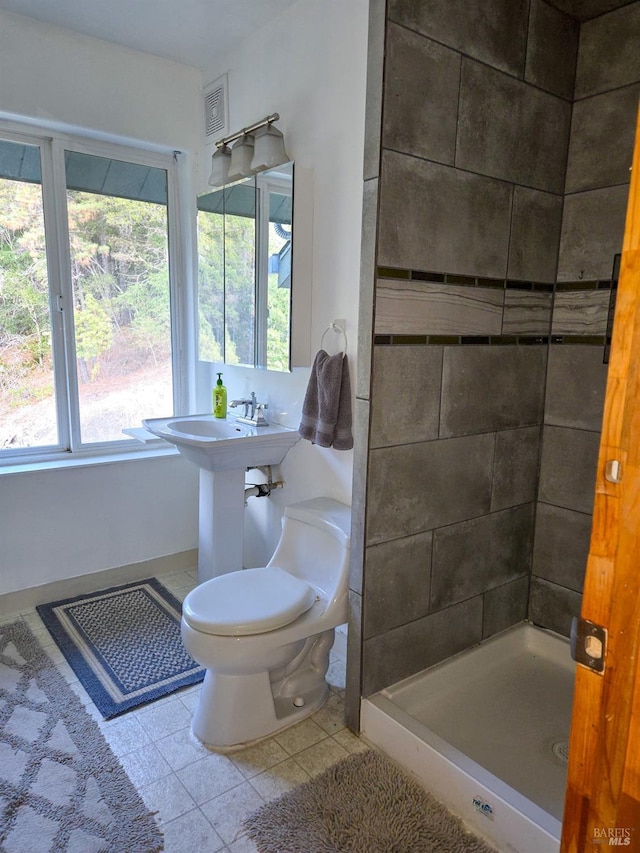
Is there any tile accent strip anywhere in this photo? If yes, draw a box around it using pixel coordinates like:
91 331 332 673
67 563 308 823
373 335 611 347
556 280 613 290
376 266 556 291
374 334 550 346
375 266 613 346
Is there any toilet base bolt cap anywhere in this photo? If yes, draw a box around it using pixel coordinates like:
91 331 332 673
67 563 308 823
293 697 305 707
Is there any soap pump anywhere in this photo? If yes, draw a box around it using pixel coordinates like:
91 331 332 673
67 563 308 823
213 373 227 418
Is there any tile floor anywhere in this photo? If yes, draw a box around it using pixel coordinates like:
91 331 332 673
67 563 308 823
1 568 366 852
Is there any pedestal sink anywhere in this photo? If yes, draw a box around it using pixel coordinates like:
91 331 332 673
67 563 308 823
143 414 299 581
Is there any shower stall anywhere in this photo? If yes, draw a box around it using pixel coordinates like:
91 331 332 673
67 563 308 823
361 624 574 851
347 1 639 850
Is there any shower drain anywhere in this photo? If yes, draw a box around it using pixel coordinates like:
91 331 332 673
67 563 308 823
552 740 569 764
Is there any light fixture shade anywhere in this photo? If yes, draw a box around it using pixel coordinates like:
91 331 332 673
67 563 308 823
227 135 255 182
208 146 231 188
250 123 289 172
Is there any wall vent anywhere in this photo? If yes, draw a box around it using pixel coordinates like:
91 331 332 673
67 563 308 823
203 74 228 144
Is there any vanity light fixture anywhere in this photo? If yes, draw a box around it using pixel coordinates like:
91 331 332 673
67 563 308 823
208 144 232 188
208 113 288 188
251 123 289 172
227 134 255 182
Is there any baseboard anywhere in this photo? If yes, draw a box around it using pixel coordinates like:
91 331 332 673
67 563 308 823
0 549 198 615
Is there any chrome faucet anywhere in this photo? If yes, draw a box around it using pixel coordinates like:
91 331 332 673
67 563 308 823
230 392 256 420
230 391 269 426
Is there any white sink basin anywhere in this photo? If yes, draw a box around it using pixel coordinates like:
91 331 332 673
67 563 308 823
165 418 251 440
143 414 299 472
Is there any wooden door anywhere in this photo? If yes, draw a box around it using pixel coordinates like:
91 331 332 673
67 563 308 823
560 107 640 851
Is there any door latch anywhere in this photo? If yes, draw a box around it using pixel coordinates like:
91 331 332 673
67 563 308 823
605 459 622 483
570 618 607 674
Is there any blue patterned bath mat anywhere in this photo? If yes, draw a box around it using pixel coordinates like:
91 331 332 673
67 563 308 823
37 577 204 719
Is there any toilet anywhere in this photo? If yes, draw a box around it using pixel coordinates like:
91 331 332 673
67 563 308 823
181 497 351 750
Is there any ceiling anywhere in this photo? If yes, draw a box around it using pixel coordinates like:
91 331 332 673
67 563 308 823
0 0 635 73
547 0 636 20
0 0 301 72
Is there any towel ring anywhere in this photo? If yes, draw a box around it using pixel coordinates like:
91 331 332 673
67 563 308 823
320 321 348 354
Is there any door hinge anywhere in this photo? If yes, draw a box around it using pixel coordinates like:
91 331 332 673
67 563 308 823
570 617 607 674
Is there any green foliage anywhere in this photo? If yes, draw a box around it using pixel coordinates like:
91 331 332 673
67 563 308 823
197 203 292 371
223 213 256 367
197 208 257 367
197 210 224 362
74 293 113 380
197 310 224 363
0 176 173 418
267 278 291 372
0 182 50 344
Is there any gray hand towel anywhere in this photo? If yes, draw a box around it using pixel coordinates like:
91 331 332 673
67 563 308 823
333 353 353 450
299 350 353 450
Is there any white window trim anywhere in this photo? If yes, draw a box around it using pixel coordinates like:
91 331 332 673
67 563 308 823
0 120 195 471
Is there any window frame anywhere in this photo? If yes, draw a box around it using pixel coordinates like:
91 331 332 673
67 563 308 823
0 120 191 468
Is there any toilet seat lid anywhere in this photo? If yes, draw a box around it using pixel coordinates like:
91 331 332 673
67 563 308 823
183 567 316 636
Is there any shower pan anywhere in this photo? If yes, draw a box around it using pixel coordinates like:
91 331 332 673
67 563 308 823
361 622 575 853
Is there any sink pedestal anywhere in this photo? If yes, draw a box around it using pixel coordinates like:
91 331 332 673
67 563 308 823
141 414 299 582
198 468 245 580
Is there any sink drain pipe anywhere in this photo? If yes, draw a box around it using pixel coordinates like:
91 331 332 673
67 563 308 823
244 465 283 505
244 482 273 501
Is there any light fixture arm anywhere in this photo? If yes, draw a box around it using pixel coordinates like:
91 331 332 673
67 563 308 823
215 113 280 150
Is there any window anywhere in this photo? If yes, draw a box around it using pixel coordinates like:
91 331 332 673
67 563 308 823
0 127 185 463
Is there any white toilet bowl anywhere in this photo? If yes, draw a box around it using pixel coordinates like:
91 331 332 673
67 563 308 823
181 497 351 749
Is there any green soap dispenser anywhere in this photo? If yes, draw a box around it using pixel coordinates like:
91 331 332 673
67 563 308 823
213 373 227 418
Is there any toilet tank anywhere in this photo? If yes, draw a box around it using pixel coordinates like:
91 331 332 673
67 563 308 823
266 498 351 599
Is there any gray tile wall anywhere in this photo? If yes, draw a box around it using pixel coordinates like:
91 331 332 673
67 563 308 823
456 59 571 193
439 346 546 437
525 0 579 98
557 3 639 282
430 504 535 611
377 152 514 278
382 23 460 165
557 186 629 281
352 0 637 714
387 0 529 77
356 0 575 701
531 346 607 633
530 3 639 635
366 431 495 545
574 3 640 98
362 344 546 692
346 0 386 731
508 187 564 283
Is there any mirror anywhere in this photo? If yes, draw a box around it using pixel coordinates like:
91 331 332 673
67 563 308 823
197 162 293 371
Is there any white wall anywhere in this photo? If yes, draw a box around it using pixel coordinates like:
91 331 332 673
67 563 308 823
0 10 202 150
0 11 202 598
0 456 199 594
198 0 369 565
